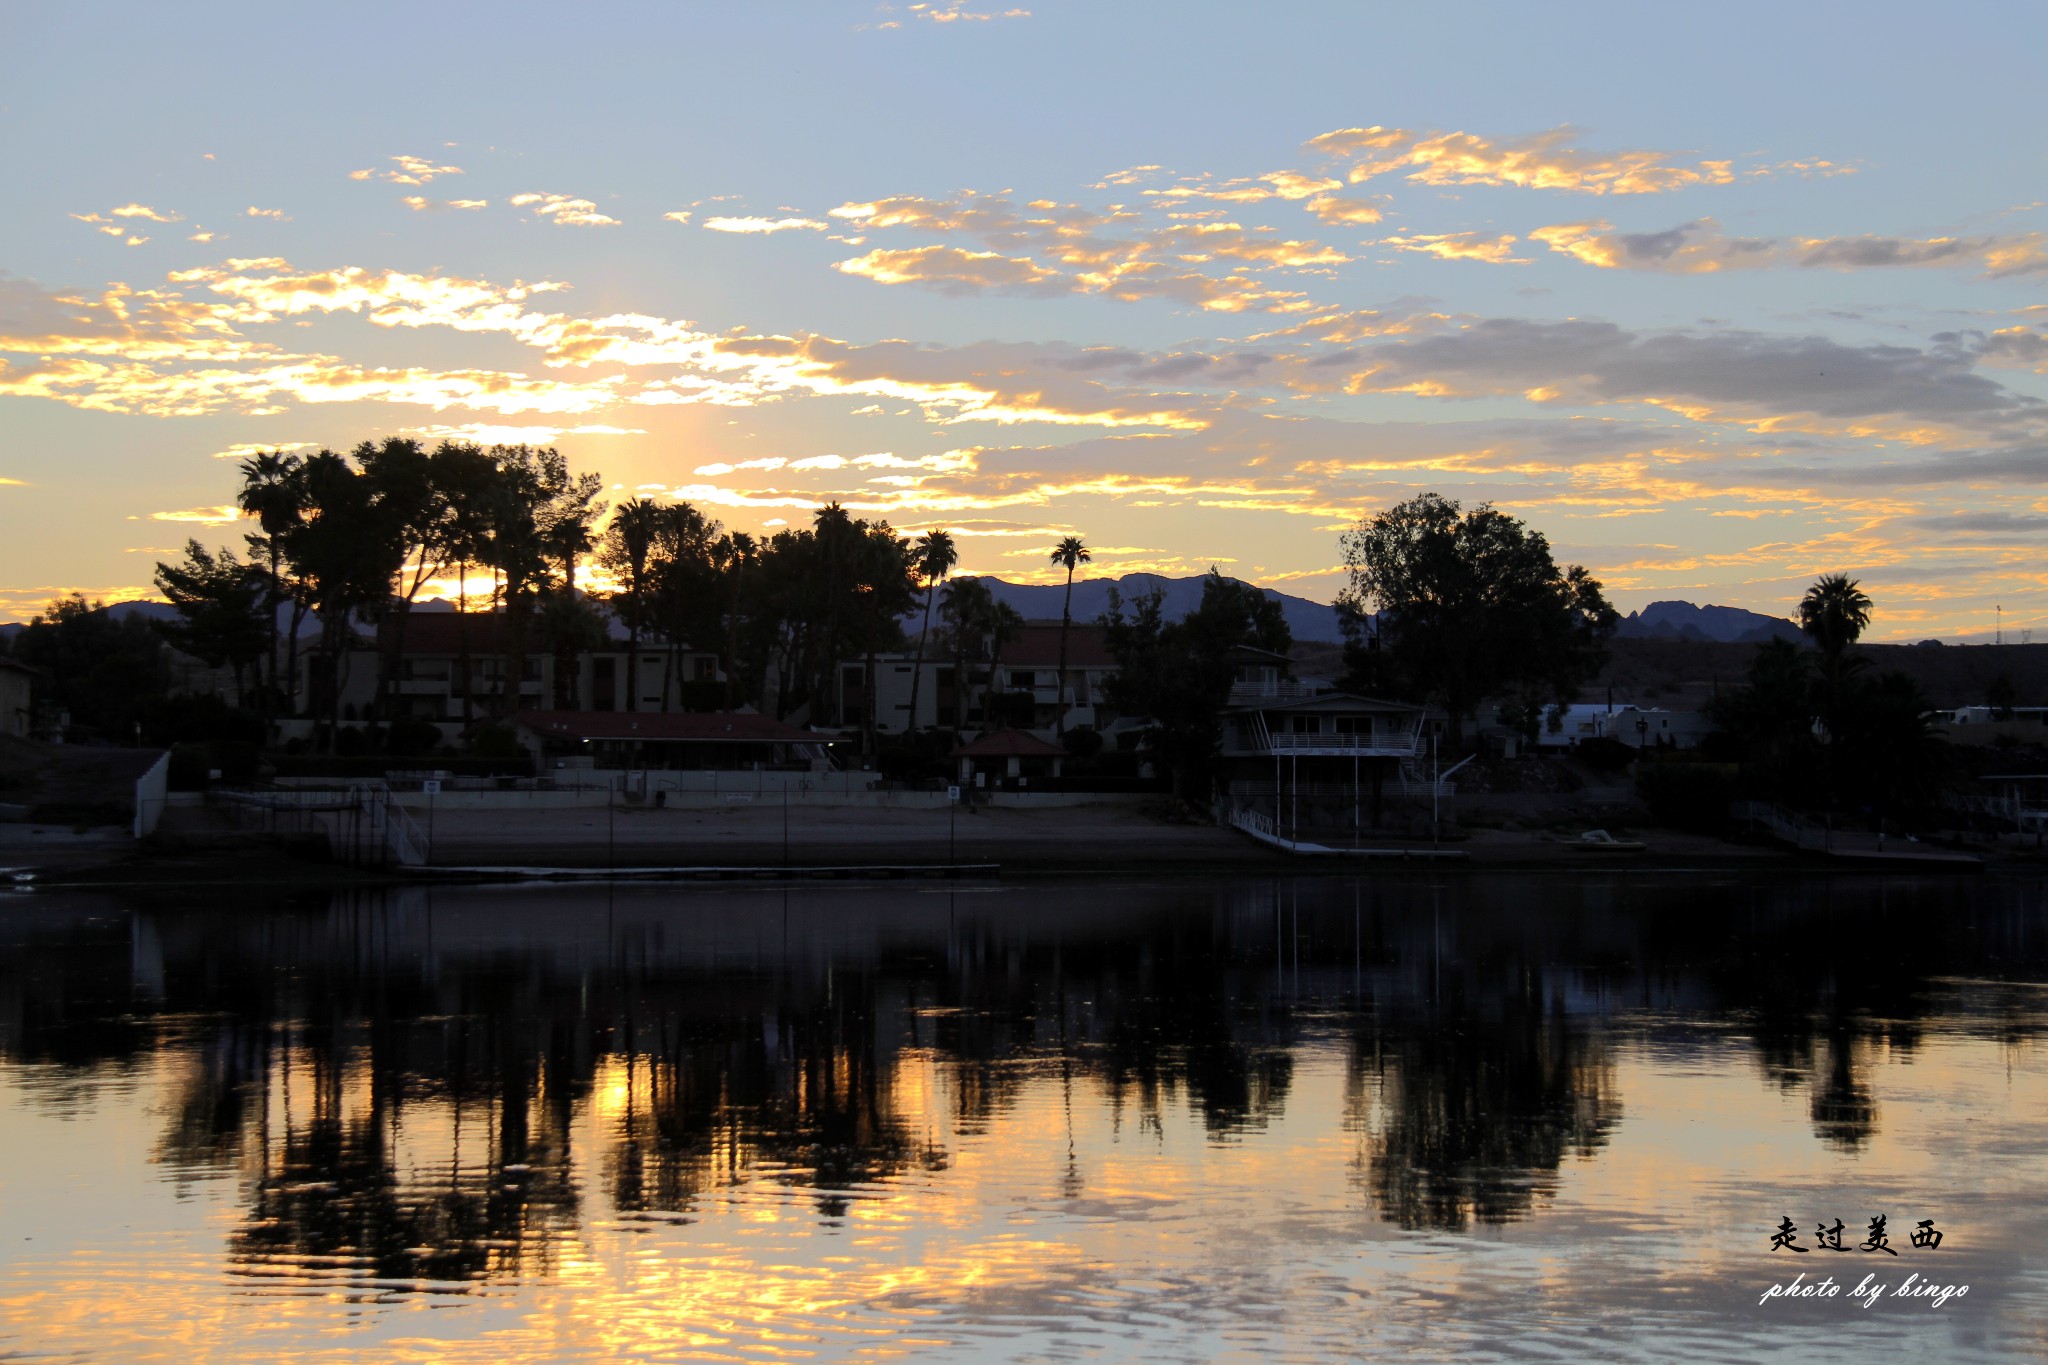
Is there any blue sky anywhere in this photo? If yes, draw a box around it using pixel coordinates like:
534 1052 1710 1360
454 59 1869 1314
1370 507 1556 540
4 1 2046 638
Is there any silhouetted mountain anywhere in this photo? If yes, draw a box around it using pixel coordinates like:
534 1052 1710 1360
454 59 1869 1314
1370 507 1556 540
1614 600 1800 644
958 573 1346 643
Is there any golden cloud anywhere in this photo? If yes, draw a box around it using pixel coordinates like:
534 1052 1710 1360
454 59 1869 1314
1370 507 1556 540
1306 124 1753 194
702 216 830 234
1377 232 1525 264
110 203 182 222
245 206 290 220
835 245 1065 292
509 192 620 227
402 196 489 212
352 154 464 185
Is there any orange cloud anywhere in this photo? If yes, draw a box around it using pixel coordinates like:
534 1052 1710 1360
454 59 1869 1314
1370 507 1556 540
1306 124 1758 194
509 192 620 227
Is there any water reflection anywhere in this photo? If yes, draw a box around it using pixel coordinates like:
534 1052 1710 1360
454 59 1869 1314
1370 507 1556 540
1 873 2046 1355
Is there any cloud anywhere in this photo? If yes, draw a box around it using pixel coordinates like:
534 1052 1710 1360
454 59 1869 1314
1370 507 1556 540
1305 124 1760 194
401 422 647 443
1531 218 2048 277
702 215 830 234
401 195 490 212
509 192 620 227
836 245 1067 294
662 210 693 225
1332 317 2044 443
350 154 464 185
210 440 316 460
110 203 182 222
906 1 1031 21
149 503 243 525
244 206 290 220
827 190 1329 312
1377 232 1525 264
1302 193 1385 225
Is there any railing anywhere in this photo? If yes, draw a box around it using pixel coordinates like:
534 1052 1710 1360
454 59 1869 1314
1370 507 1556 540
1231 777 1454 799
1230 732 1418 755
1226 680 1323 704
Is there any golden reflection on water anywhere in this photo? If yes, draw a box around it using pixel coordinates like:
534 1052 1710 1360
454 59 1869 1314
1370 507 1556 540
0 878 2044 1362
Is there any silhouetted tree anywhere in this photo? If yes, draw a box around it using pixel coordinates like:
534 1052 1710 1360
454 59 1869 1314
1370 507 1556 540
1338 494 1614 749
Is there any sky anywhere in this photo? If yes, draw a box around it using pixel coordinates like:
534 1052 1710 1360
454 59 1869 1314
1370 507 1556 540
2 0 2046 640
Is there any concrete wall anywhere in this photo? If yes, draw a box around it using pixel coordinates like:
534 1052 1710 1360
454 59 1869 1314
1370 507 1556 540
133 751 170 838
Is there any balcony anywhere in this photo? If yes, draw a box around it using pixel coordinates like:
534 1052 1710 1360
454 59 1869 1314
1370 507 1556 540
1226 679 1324 704
1225 731 1419 757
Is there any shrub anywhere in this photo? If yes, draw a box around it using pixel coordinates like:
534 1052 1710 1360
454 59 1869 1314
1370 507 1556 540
1637 762 1739 833
384 718 443 757
1062 726 1104 758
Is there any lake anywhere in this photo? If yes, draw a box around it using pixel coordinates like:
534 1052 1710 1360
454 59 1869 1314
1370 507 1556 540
1 873 2044 1362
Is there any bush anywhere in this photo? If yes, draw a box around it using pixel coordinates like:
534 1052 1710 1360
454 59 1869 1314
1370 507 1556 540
1062 726 1104 758
384 718 443 757
1637 762 1739 833
167 742 213 791
470 723 526 760
332 725 370 756
1574 736 1637 773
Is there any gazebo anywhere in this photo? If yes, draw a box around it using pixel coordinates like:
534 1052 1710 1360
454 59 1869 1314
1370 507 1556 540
951 728 1065 788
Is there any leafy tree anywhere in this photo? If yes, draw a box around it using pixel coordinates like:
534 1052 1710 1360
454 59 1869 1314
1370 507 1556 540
354 437 459 719
282 451 407 745
152 541 269 706
906 529 958 732
1101 569 1293 801
11 595 172 742
1337 493 1615 750
1050 535 1091 738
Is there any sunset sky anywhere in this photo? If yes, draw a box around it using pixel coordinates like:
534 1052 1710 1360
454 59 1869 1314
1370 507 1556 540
3 1 2046 638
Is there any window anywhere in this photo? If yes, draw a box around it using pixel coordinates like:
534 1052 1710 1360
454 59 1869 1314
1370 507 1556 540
1289 715 1321 734
1334 716 1373 734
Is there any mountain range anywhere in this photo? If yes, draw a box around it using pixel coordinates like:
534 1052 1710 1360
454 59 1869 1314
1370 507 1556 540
1612 601 1801 644
1 580 1799 650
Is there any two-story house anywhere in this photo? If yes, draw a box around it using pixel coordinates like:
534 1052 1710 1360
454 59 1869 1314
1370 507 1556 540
1216 645 1436 841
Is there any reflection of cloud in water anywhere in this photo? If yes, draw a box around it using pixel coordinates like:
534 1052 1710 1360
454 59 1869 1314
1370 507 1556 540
1 875 2047 1358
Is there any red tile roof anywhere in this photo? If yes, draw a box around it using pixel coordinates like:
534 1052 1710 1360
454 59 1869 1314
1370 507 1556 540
996 624 1115 669
951 727 1067 758
514 710 831 744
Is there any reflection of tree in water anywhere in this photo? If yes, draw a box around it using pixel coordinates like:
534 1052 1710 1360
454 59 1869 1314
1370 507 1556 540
3 873 2046 1271
599 988 925 1220
1357 986 1622 1231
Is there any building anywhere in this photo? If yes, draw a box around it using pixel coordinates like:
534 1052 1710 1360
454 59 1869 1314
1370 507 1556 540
950 728 1066 789
1535 703 1713 751
513 710 837 773
1216 646 1435 839
0 658 34 739
297 611 719 734
840 622 1120 740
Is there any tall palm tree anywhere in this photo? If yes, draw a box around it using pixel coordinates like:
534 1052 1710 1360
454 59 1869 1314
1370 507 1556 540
1798 573 1873 658
906 529 958 733
598 497 666 711
982 601 1025 731
941 576 994 729
235 450 308 717
1049 535 1091 737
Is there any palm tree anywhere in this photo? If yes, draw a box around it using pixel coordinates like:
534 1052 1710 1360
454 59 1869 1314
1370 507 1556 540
1800 573 1874 742
941 577 994 729
905 529 958 733
1049 535 1091 737
598 497 666 711
236 450 308 716
982 601 1026 730
1798 574 1873 659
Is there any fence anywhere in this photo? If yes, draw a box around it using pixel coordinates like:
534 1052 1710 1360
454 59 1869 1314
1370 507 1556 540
210 785 425 868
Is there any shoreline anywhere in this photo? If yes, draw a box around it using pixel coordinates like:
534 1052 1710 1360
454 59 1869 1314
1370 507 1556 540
7 801 2035 890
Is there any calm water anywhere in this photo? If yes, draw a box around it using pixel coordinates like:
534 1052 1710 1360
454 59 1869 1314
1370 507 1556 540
1 873 2045 1363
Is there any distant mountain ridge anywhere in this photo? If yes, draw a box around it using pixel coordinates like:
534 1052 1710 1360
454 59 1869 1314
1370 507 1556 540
960 573 1348 644
1614 600 1801 644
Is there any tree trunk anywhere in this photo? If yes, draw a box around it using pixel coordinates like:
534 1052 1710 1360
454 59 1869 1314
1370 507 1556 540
457 562 473 728
907 583 935 733
1056 569 1074 738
